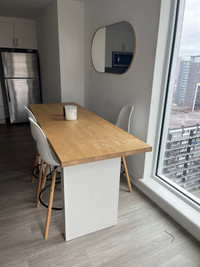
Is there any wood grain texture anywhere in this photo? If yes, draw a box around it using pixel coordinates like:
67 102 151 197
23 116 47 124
29 103 152 167
0 124 200 267
44 168 57 240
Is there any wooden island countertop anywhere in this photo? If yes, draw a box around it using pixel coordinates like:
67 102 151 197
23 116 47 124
29 103 152 167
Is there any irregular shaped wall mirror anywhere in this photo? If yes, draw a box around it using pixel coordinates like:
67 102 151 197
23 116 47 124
91 21 136 74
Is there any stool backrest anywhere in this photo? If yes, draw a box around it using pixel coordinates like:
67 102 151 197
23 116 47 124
29 118 60 167
116 104 134 133
24 106 37 141
24 106 36 122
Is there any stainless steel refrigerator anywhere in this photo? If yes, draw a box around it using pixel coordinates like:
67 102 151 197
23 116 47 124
1 51 41 123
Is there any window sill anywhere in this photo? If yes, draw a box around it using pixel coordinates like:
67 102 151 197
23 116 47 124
133 177 200 241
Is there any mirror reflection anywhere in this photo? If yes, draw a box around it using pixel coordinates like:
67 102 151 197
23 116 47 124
91 21 136 74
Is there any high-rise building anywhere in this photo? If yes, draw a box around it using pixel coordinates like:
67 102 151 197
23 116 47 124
162 125 200 192
174 58 190 105
193 83 200 111
185 56 200 107
174 56 200 108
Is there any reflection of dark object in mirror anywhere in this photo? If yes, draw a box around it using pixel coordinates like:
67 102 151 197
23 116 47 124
91 21 136 74
105 67 129 74
112 51 133 67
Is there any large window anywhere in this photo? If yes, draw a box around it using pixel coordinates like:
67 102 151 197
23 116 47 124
157 0 200 205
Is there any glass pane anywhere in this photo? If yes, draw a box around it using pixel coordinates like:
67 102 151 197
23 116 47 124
158 0 200 205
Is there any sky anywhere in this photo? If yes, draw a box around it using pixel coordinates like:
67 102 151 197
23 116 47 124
179 0 200 57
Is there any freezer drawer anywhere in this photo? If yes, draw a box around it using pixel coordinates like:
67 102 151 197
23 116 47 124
5 79 41 123
2 52 39 78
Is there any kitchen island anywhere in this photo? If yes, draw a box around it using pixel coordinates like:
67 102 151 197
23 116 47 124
30 103 152 241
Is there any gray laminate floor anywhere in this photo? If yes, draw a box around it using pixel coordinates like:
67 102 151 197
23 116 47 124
0 124 200 267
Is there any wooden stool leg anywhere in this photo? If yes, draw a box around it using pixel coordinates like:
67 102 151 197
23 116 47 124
36 164 49 207
122 156 132 192
35 159 44 204
44 168 57 240
31 151 39 182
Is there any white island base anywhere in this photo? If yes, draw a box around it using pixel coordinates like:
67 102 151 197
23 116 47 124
61 157 121 241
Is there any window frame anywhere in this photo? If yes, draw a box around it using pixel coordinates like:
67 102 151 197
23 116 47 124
134 0 200 241
156 0 200 207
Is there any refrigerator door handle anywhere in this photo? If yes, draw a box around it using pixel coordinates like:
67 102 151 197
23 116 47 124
5 80 11 102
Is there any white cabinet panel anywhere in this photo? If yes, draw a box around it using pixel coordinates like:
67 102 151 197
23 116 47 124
0 22 14 48
0 18 36 49
112 34 123 51
112 34 134 52
129 36 134 52
14 23 36 49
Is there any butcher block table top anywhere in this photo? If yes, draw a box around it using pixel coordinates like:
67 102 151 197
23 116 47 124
29 102 152 167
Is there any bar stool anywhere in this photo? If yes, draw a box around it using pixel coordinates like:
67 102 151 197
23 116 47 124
116 104 134 192
24 106 42 183
29 117 61 239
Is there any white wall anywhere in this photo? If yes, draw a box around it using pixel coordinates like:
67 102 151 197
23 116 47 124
57 0 84 106
36 1 61 103
84 0 161 178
